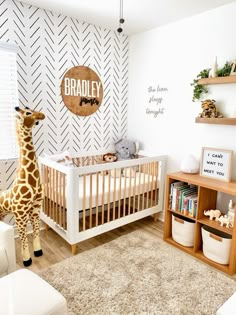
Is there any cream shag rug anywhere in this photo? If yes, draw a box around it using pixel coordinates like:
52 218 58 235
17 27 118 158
39 229 236 315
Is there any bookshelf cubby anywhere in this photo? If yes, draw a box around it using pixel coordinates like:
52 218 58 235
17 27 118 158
163 171 236 275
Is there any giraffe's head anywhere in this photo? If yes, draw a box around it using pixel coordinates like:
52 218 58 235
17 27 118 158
15 106 45 129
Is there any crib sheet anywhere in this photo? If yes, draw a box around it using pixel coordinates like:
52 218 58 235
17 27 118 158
46 172 158 211
79 172 158 210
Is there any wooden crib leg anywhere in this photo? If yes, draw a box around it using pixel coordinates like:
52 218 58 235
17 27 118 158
71 244 77 255
45 224 50 231
153 213 158 222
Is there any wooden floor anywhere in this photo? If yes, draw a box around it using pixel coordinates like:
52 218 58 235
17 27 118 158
15 217 164 273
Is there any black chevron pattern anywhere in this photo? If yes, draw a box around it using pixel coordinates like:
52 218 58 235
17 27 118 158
0 0 129 190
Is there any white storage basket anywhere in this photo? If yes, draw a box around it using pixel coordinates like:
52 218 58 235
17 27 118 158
202 225 232 265
172 213 195 247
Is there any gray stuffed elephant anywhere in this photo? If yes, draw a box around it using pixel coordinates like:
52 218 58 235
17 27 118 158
115 139 137 161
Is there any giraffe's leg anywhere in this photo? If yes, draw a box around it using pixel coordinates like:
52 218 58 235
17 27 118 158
15 212 32 267
29 200 43 257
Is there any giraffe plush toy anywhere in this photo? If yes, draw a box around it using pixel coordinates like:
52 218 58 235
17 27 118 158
0 106 45 266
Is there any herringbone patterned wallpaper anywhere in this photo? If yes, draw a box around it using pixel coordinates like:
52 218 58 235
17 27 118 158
0 0 129 189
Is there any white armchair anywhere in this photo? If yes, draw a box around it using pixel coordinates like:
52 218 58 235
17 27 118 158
0 221 16 277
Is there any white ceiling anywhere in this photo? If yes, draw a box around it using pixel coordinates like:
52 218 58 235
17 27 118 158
19 0 235 35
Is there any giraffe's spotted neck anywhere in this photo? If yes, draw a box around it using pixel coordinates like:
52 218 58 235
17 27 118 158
16 121 39 188
17 124 36 163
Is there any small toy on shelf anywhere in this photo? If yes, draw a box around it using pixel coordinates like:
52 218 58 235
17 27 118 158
227 199 235 223
208 56 218 78
204 209 221 220
198 99 223 118
216 215 233 228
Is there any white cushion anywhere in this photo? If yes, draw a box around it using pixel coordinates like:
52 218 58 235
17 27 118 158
217 292 236 315
0 269 67 315
0 247 8 277
0 222 16 275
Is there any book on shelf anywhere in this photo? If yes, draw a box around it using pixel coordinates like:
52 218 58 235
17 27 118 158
170 181 185 210
170 181 198 218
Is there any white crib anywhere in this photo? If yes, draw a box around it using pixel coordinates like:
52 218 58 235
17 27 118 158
39 152 166 253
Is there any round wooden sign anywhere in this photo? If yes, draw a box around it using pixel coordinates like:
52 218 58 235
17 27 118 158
61 66 103 116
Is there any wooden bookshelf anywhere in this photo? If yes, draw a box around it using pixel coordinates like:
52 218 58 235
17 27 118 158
164 172 236 275
195 118 236 125
198 76 236 85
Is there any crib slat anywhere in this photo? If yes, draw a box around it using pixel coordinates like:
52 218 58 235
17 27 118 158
128 169 132 215
123 169 127 217
62 173 66 230
118 169 121 218
89 174 92 229
102 171 105 224
49 167 52 219
55 170 59 224
53 169 56 221
142 168 145 210
96 172 99 226
107 170 111 222
83 175 86 231
44 166 48 216
146 163 150 209
133 166 137 213
151 162 154 207
58 171 62 227
113 169 116 221
154 162 158 205
137 164 141 211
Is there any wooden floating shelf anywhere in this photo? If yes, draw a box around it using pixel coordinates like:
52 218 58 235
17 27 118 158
195 118 236 125
198 76 236 85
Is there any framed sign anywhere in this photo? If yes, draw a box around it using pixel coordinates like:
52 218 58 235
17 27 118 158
61 66 103 116
200 147 233 182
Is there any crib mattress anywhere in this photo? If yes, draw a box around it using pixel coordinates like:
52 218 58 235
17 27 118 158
46 172 158 211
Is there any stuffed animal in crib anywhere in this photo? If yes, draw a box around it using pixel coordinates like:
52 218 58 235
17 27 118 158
216 215 233 228
102 153 118 163
114 139 138 161
110 139 139 178
204 209 221 220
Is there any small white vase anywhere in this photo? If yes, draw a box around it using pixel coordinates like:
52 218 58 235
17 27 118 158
180 154 199 174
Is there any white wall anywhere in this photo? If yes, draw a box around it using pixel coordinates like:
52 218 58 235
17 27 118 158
128 2 236 179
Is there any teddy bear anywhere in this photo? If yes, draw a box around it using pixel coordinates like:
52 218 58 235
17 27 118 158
198 99 223 118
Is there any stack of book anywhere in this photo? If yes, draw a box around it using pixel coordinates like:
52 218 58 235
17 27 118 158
170 181 198 218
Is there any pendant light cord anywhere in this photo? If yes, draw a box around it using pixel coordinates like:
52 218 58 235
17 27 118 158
117 0 125 33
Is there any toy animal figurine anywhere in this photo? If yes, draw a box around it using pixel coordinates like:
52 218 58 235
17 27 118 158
0 106 45 266
198 99 223 118
208 56 218 78
204 209 221 220
216 215 233 228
